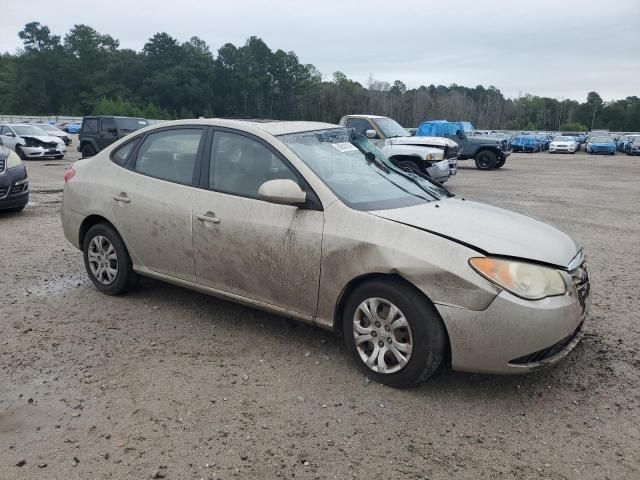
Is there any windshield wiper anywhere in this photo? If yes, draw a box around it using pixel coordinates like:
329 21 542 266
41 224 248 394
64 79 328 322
364 152 391 173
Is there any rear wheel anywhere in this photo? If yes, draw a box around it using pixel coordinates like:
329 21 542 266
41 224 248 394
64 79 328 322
342 278 446 388
81 144 96 158
474 150 497 170
83 223 138 295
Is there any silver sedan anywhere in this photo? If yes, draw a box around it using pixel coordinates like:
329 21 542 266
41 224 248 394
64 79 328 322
61 119 591 387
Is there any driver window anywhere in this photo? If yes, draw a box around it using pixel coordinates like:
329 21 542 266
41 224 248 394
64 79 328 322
209 131 298 199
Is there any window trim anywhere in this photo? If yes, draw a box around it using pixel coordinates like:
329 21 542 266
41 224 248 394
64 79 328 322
124 125 207 187
201 126 323 211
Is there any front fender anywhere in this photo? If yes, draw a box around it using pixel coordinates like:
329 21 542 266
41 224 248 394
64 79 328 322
381 144 443 162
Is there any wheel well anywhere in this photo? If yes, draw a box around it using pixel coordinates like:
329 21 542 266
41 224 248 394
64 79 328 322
333 272 452 365
79 215 117 247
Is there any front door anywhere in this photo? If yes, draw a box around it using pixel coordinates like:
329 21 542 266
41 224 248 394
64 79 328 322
0 126 18 150
192 129 323 317
109 126 206 282
98 117 118 151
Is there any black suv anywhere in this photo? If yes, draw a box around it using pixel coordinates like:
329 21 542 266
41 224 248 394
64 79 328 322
78 116 149 158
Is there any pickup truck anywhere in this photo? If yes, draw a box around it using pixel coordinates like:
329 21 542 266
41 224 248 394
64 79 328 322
416 120 511 170
338 115 458 183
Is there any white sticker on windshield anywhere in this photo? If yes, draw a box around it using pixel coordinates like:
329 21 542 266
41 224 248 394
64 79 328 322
331 142 358 153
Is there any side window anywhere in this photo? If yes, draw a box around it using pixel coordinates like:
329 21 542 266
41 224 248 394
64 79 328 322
0 126 6 135
209 131 298 199
133 128 203 184
83 119 99 134
111 138 140 166
101 118 117 137
346 118 375 137
446 123 459 136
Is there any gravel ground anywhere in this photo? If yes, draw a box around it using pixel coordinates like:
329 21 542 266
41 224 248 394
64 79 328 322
1 145 639 480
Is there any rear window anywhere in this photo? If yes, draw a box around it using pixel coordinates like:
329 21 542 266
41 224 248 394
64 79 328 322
115 118 149 133
83 119 98 134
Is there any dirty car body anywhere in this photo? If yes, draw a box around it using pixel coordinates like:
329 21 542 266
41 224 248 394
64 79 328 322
61 119 590 386
0 141 29 211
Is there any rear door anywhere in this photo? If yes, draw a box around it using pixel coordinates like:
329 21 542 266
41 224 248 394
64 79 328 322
109 126 206 282
98 117 118 151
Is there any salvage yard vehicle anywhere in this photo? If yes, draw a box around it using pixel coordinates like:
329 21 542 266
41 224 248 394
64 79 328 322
33 122 72 146
0 138 29 212
626 137 640 155
416 120 511 170
549 136 578 154
586 136 616 155
78 115 149 158
511 135 542 153
0 123 66 159
338 115 458 183
61 119 591 388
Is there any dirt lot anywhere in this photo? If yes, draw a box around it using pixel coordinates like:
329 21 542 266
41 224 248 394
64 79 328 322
1 145 639 480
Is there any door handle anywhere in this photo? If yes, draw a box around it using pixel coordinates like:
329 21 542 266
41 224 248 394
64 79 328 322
197 213 220 224
113 193 131 203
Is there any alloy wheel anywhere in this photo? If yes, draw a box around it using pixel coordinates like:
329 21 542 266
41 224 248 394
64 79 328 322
87 235 118 285
352 297 413 374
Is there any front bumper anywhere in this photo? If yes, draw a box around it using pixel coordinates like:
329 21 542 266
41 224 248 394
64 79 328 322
0 164 29 210
550 145 575 153
20 144 66 158
426 159 452 183
436 266 590 374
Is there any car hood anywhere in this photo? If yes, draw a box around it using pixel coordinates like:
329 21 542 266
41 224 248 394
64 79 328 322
387 136 458 149
23 135 62 143
590 142 615 147
370 198 579 268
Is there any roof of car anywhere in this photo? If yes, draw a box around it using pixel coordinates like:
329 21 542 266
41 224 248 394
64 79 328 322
343 114 387 119
146 119 340 136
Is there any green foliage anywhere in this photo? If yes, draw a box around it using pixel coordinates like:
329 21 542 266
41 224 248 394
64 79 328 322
2 22 639 131
558 122 588 132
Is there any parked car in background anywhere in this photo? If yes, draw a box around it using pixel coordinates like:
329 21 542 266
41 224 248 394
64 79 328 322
33 123 72 146
78 116 149 158
0 124 66 159
549 136 578 154
338 115 457 183
61 119 590 387
510 135 542 153
622 135 640 154
0 138 29 212
416 120 511 170
626 137 640 156
533 134 550 151
617 135 631 151
586 136 616 155
63 122 82 134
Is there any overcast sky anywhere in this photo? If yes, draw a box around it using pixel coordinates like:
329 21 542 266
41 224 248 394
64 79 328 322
1 0 638 102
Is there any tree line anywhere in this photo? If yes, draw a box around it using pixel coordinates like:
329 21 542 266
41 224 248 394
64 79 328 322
1 22 639 131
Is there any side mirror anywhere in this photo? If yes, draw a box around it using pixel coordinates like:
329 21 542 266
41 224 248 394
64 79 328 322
5 132 15 137
365 129 378 139
258 179 306 206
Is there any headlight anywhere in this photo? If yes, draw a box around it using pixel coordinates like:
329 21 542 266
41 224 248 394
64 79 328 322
469 257 566 300
425 153 433 160
6 150 22 168
430 152 444 161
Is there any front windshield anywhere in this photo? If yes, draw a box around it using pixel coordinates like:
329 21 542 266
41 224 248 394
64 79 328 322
12 125 48 136
372 118 409 139
592 136 612 143
279 128 450 211
36 124 57 132
460 122 475 134
554 136 573 141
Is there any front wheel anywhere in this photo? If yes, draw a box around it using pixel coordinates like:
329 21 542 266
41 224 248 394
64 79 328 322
342 279 446 388
83 223 139 295
495 157 506 168
15 146 26 160
54 154 64 160
474 150 497 170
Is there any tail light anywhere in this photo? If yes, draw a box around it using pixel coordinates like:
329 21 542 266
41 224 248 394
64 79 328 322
64 167 76 182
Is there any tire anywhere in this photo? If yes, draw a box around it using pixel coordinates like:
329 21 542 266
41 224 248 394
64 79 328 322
495 157 506 168
393 158 423 175
474 150 497 170
4 205 25 213
342 278 446 388
54 154 64 160
81 143 96 158
83 223 139 295
15 146 26 160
